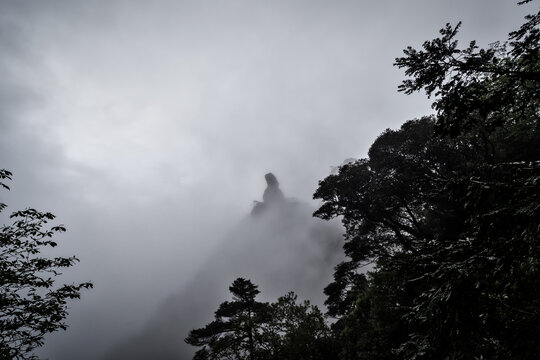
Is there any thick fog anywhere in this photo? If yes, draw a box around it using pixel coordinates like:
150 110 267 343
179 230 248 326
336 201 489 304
0 1 530 359
101 175 343 359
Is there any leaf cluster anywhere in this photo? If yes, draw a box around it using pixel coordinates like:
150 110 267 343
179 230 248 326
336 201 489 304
187 3 539 359
395 4 540 137
314 3 540 359
0 171 93 360
186 278 336 360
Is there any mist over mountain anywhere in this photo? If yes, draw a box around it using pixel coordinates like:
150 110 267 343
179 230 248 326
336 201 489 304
101 173 343 360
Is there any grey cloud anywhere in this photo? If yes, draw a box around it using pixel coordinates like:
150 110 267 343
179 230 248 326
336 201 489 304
0 1 533 359
101 191 343 360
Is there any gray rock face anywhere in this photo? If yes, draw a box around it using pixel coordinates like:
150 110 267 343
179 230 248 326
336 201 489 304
252 173 285 215
263 172 284 204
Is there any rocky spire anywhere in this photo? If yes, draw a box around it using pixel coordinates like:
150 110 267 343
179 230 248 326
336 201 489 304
251 173 284 216
262 173 284 204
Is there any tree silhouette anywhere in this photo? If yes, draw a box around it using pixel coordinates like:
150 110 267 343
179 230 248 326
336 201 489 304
264 292 336 360
186 278 336 360
315 3 540 358
0 169 93 360
185 278 270 360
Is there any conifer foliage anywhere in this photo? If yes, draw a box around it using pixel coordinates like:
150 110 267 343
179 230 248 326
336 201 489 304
185 278 334 360
186 278 269 360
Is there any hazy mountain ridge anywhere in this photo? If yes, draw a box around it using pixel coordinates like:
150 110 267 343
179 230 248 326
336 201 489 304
102 174 343 360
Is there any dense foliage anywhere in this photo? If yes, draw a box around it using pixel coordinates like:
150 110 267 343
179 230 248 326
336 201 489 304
185 278 334 360
313 3 540 359
188 2 539 359
0 169 93 360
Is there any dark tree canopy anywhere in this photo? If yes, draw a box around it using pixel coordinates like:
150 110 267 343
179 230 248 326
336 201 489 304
185 278 336 360
315 3 540 359
264 292 336 360
394 4 540 139
187 3 539 359
185 278 270 360
0 169 93 360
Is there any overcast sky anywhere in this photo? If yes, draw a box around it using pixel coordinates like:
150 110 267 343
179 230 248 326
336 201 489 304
0 0 533 359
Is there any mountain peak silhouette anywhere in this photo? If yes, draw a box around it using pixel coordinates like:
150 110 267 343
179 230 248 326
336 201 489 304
252 172 285 216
